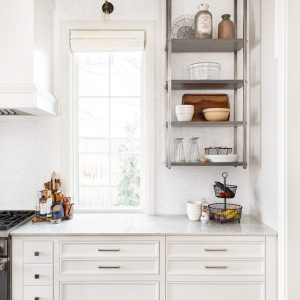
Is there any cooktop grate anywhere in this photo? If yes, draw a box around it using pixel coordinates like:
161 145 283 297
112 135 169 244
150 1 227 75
0 210 35 230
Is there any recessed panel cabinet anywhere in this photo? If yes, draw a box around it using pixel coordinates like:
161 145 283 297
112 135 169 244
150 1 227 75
12 235 276 300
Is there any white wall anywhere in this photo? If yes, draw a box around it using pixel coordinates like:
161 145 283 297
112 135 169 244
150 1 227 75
0 0 250 214
249 0 278 230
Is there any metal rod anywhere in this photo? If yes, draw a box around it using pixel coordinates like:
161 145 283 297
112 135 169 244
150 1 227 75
166 0 172 169
243 0 248 169
233 0 238 154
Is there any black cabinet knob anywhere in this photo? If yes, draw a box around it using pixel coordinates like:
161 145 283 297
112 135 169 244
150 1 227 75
34 274 40 279
34 252 39 256
35 297 40 300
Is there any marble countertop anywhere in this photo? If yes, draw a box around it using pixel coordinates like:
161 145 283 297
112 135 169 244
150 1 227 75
10 213 277 236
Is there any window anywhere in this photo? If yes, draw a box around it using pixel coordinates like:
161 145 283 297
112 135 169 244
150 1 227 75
70 29 150 211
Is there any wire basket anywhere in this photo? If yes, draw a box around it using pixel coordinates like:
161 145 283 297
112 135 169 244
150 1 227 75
214 184 237 198
205 147 233 155
172 15 195 39
209 203 242 223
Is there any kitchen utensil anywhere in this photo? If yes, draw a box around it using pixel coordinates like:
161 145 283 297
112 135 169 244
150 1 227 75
182 94 230 121
189 137 200 162
205 154 239 163
205 147 233 155
202 108 230 121
209 203 242 223
174 138 185 162
188 62 220 80
172 15 195 39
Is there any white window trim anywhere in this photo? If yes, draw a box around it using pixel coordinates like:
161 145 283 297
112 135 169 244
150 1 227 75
60 21 156 215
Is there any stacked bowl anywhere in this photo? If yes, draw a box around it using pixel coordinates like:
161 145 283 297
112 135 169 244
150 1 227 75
176 105 194 122
186 201 202 221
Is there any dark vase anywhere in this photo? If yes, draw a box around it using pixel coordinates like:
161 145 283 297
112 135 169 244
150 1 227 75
218 14 235 39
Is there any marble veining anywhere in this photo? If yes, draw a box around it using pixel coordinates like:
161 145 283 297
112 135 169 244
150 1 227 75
10 214 277 236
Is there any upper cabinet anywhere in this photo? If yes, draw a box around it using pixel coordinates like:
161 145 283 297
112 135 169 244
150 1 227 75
0 0 57 115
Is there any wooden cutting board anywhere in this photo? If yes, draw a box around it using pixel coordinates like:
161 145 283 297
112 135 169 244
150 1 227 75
182 94 230 121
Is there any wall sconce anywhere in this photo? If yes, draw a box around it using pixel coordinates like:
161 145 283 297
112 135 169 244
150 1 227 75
102 0 114 21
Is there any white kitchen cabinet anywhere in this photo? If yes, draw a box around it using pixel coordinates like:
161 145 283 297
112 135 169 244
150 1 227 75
61 282 160 300
167 282 265 300
0 0 56 115
12 235 276 300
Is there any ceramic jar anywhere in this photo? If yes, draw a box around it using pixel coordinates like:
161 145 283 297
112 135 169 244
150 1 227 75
195 4 212 39
218 14 235 39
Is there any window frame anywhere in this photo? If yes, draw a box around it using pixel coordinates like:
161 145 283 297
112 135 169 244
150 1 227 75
60 21 156 214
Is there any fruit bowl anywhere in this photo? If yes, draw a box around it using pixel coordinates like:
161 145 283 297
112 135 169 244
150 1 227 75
208 203 242 223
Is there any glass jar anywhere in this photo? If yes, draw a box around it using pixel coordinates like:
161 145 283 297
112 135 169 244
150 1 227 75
218 14 235 39
195 4 213 39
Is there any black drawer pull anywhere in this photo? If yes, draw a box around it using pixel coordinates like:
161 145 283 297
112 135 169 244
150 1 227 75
98 265 121 269
34 274 40 279
34 252 40 256
98 249 120 252
35 297 40 300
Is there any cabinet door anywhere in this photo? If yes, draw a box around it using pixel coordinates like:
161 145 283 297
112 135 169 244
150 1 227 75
24 286 53 300
61 282 159 300
167 282 264 300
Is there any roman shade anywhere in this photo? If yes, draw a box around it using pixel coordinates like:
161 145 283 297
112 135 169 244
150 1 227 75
69 30 145 52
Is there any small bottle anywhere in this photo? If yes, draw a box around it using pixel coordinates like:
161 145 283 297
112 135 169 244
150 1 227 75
218 14 235 39
195 4 213 39
39 196 47 217
200 198 209 223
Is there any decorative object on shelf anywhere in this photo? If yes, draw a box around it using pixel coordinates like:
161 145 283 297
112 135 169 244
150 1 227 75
172 15 195 39
209 172 242 223
205 147 233 155
32 172 74 224
188 62 221 80
200 198 209 223
203 107 230 121
182 94 230 121
195 4 213 39
218 14 235 39
102 0 114 21
189 137 200 162
205 154 239 163
175 105 194 121
186 201 202 221
174 138 185 162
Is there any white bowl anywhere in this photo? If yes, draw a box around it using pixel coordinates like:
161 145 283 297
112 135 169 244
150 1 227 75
176 112 194 122
187 200 202 207
176 105 194 111
205 154 239 163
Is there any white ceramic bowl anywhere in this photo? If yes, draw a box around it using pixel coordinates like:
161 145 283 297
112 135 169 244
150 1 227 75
205 154 239 163
176 105 194 111
176 112 194 122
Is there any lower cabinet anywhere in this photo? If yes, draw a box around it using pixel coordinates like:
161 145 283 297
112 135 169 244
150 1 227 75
167 282 265 300
61 282 160 300
24 286 53 300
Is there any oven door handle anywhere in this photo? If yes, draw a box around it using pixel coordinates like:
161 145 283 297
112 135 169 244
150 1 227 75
0 258 9 271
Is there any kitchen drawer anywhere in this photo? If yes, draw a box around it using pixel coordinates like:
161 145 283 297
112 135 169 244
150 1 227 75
167 282 265 300
60 241 159 259
24 241 53 264
24 286 53 300
167 240 265 259
61 282 159 300
60 259 159 275
24 264 53 286
167 259 264 276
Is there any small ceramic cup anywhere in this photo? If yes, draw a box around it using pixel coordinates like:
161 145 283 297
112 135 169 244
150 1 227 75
186 201 202 221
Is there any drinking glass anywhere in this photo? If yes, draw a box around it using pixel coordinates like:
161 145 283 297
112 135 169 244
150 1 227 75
189 137 200 162
174 138 185 162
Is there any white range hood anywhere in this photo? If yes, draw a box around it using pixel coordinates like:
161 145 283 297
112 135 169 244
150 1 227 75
0 0 57 116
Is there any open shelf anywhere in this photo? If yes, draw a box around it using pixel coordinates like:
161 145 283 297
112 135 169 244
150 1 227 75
170 162 245 167
170 121 244 127
169 39 244 53
167 80 244 90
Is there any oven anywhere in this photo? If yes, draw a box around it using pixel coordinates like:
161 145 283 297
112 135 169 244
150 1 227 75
0 237 11 300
